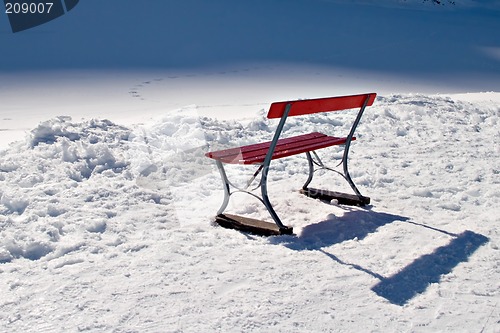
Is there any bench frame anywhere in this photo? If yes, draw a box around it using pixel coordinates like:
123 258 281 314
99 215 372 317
206 93 377 235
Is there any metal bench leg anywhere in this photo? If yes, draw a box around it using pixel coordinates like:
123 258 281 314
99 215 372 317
213 159 292 235
342 155 363 198
215 160 287 230
213 103 293 233
341 94 371 200
261 164 287 230
300 149 369 206
215 160 231 215
301 95 371 204
302 151 314 190
257 104 295 231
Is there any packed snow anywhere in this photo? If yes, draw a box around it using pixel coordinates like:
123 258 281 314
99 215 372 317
1 93 498 332
1 0 499 332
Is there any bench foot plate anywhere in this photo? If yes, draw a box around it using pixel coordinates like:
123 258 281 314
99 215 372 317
300 188 370 206
215 214 293 236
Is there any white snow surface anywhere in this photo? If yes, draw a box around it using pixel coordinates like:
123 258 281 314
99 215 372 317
0 94 499 332
1 0 500 332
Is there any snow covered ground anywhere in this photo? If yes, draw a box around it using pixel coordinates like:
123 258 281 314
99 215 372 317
1 0 499 332
1 89 499 332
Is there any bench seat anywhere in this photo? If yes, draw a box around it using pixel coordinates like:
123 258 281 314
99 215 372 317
205 131 354 165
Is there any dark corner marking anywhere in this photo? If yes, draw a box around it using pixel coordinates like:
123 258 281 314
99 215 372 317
63 0 78 11
4 0 79 33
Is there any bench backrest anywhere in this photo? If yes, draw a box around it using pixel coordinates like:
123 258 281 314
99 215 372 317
267 93 377 119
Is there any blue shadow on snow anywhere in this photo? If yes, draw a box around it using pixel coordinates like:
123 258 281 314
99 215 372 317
270 209 489 306
371 230 488 306
271 209 408 251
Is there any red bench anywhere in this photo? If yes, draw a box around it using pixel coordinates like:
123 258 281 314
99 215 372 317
205 93 377 236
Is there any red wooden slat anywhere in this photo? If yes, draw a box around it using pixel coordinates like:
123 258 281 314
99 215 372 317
267 93 376 119
218 133 328 162
236 135 341 163
206 132 323 160
206 132 324 160
241 136 350 164
206 132 356 164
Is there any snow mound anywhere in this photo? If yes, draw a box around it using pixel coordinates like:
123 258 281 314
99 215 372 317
0 95 498 263
0 109 213 263
0 95 498 332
